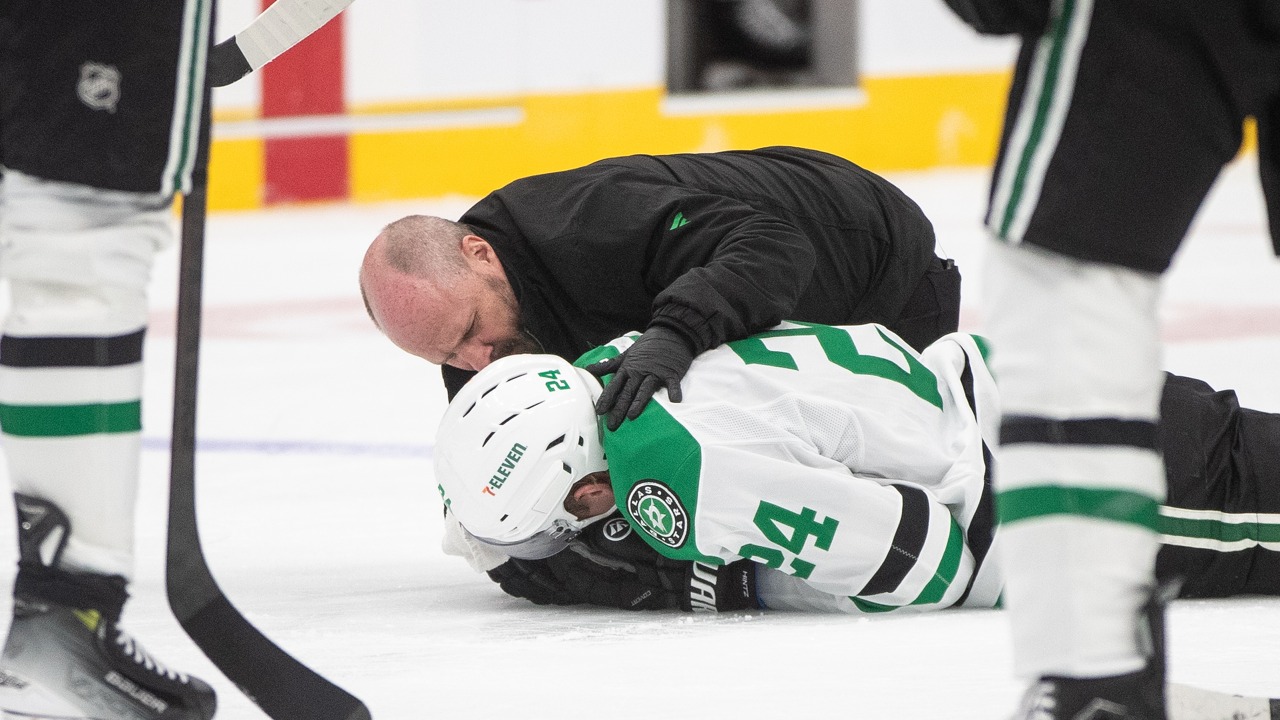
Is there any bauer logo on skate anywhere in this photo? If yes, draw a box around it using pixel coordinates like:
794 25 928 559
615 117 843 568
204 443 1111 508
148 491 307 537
626 481 688 548
482 443 527 496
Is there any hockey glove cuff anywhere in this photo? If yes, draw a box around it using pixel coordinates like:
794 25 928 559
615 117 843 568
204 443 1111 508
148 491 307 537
681 559 759 613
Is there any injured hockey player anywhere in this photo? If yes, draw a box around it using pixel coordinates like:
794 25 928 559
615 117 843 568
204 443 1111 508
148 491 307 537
434 322 1280 614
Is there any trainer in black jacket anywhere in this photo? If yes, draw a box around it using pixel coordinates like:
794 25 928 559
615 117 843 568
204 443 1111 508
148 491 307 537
361 145 959 427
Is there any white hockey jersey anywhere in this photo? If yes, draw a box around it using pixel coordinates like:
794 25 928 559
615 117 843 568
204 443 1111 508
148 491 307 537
575 321 1003 613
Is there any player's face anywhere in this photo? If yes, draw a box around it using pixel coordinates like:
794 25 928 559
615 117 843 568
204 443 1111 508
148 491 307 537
364 237 539 370
421 273 540 371
564 471 615 520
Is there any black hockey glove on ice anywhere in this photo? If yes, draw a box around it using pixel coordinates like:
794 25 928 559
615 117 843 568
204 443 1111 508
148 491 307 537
485 546 680 610
568 518 758 612
207 37 254 87
486 557 581 607
589 324 697 431
488 517 758 612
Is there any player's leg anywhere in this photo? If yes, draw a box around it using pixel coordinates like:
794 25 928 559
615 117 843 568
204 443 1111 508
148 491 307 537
982 0 1253 717
0 1 215 718
1156 373 1280 597
987 241 1167 687
0 172 216 720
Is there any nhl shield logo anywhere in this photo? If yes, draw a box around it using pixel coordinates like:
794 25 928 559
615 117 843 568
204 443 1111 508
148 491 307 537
77 62 121 113
625 481 688 549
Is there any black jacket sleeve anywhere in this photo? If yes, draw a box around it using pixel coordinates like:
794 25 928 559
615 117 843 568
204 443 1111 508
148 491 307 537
467 170 818 357
458 148 937 365
631 187 819 353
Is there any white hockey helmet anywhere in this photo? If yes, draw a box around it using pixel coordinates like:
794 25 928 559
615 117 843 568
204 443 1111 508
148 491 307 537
434 353 610 559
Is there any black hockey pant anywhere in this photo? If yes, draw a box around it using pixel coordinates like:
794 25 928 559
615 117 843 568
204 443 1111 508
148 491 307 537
1158 373 1280 598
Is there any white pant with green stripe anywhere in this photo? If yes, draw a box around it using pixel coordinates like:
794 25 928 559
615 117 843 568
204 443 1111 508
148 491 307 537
984 241 1166 679
0 171 173 578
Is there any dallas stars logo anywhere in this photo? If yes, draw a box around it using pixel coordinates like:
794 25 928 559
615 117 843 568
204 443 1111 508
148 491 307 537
625 481 688 548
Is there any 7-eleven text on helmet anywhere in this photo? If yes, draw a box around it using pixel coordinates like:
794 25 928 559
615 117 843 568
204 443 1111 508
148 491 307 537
433 354 610 559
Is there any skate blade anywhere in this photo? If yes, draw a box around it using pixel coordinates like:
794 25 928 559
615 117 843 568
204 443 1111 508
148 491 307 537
1168 682 1277 720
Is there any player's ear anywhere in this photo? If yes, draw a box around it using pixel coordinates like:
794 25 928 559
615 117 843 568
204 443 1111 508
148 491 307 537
460 234 497 265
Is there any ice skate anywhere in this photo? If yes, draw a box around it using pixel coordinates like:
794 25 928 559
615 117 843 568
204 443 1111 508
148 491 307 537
1008 584 1174 720
1009 669 1165 720
0 495 216 720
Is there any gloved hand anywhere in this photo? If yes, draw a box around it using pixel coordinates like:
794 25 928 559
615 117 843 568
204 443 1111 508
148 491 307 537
588 324 697 431
488 516 759 612
940 0 1050 35
207 37 253 87
484 541 682 610
486 557 583 606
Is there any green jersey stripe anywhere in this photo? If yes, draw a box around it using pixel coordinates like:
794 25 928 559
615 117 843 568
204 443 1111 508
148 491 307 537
163 0 213 194
913 518 965 606
850 597 896 614
848 516 966 613
998 485 1160 530
0 401 143 437
997 0 1075 238
991 0 1094 242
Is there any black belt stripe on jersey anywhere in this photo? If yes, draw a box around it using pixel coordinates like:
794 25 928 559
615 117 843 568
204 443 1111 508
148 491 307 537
954 354 995 607
858 483 930 597
0 330 146 368
1001 416 1159 449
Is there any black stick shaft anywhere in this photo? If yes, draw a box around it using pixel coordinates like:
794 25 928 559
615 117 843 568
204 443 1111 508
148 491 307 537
165 22 369 720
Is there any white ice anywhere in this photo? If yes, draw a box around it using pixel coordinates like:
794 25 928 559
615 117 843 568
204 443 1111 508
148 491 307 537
3 159 1278 719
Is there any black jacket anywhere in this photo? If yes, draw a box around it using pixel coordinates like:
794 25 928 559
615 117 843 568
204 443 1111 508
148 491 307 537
444 146 942 396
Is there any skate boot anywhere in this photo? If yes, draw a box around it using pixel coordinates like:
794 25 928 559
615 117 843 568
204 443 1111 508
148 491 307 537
1009 669 1164 720
0 494 217 720
1008 583 1176 720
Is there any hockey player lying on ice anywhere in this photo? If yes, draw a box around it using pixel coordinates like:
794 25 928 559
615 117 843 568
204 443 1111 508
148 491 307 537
435 322 1280 613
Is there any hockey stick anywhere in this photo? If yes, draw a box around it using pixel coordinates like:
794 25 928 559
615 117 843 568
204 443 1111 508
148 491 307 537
165 15 371 720
1169 682 1280 720
208 0 355 87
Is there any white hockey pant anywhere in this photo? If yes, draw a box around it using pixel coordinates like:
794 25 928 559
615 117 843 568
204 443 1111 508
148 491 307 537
0 170 174 578
983 241 1166 679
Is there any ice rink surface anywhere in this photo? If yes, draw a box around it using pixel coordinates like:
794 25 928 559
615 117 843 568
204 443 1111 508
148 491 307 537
3 158 1278 719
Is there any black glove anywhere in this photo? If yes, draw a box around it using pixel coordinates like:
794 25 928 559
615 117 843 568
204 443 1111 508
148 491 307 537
486 557 583 607
681 558 758 612
941 0 1050 35
484 541 681 610
207 37 254 87
588 324 697 431
488 516 759 612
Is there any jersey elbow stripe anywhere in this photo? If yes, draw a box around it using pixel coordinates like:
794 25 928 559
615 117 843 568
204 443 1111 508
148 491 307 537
858 484 930 596
911 519 965 607
851 504 968 612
